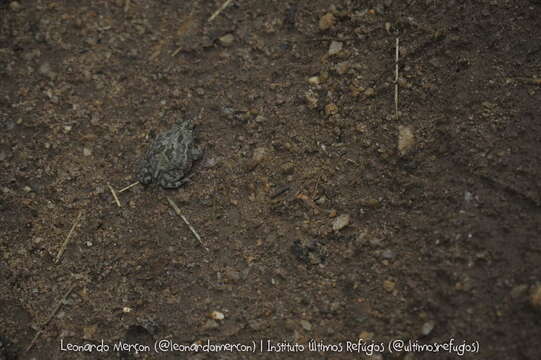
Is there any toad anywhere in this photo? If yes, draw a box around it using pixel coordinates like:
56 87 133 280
136 119 202 189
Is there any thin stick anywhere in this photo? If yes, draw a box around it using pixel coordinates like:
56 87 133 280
26 283 77 352
54 211 82 264
515 77 541 85
108 183 121 207
118 181 140 194
312 175 321 197
208 0 233 22
395 37 399 119
166 197 208 252
270 185 290 199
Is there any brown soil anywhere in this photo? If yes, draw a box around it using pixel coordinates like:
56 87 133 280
1 0 541 359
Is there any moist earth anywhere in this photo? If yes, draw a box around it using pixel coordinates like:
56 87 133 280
1 1 541 359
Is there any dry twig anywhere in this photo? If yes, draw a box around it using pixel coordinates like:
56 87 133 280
395 37 399 119
118 181 140 194
166 196 208 252
209 0 233 22
108 183 121 207
515 77 541 85
54 211 82 264
26 283 77 352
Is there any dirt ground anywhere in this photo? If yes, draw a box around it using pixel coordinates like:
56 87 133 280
1 0 541 359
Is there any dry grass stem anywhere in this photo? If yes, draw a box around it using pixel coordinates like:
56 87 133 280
54 211 82 264
118 181 140 194
26 282 77 352
108 183 121 207
395 37 399 119
209 0 233 22
166 196 208 252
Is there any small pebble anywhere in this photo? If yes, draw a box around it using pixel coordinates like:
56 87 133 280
219 34 235 47
328 41 343 56
210 311 225 320
510 284 528 299
305 92 318 109
364 88 375 97
9 1 21 11
203 319 219 329
325 103 338 116
83 147 92 156
319 13 336 31
398 125 415 156
83 325 97 340
332 214 350 231
252 147 268 163
335 61 350 75
530 284 541 310
358 331 374 340
315 195 327 205
300 320 312 331
421 320 435 336
308 76 320 85
90 113 100 126
383 280 395 292
381 249 395 259
39 62 56 80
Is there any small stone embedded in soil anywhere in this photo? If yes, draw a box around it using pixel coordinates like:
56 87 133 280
364 87 375 97
305 92 318 109
210 311 225 320
335 61 350 75
358 331 374 340
530 284 541 310
328 41 343 56
332 214 350 231
219 34 235 47
308 76 320 85
319 13 336 31
203 319 219 329
421 320 435 336
39 62 56 80
383 280 396 292
83 325 97 340
315 195 327 205
9 1 22 11
325 103 338 116
381 249 395 259
510 284 528 299
83 147 92 156
252 147 268 164
300 320 312 331
398 125 415 156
